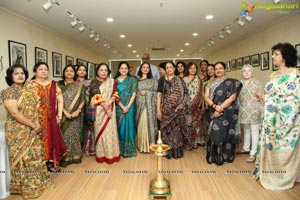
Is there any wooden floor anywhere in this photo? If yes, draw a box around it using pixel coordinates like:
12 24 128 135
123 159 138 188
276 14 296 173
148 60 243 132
4 147 300 200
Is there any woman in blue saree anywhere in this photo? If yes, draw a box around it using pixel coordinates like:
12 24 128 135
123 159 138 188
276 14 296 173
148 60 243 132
204 62 242 165
115 61 137 157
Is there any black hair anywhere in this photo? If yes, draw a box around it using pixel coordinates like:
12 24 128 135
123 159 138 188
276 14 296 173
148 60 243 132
214 61 226 70
31 62 49 80
159 62 166 70
62 65 77 80
5 64 29 86
200 60 209 67
137 62 153 79
96 63 111 77
271 42 297 67
114 61 130 78
186 62 198 76
76 64 88 79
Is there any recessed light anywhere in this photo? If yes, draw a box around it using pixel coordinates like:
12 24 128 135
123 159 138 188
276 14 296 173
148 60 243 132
120 34 126 38
128 44 132 47
192 33 198 37
205 15 214 20
185 43 190 46
106 18 114 22
136 55 139 58
177 54 180 57
180 49 184 52
133 50 136 53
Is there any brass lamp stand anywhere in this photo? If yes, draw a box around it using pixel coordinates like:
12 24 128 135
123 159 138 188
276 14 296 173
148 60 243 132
149 131 172 199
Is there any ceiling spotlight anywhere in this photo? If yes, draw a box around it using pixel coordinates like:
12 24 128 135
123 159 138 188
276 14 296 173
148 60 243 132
177 54 180 57
128 44 132 47
120 34 126 38
89 31 95 39
238 17 245 26
106 18 114 22
207 43 211 47
219 32 225 39
132 50 136 53
245 14 252 22
43 0 53 11
94 36 100 42
70 19 78 27
180 49 184 52
205 14 214 20
192 33 198 37
225 26 232 34
185 43 190 46
78 23 85 32
210 40 215 45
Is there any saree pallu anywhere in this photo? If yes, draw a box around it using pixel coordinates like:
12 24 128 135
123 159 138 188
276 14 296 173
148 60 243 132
183 76 205 145
93 78 120 164
206 78 242 165
116 76 137 157
59 82 85 164
34 80 67 168
254 69 300 190
2 84 52 199
135 78 158 152
160 77 192 159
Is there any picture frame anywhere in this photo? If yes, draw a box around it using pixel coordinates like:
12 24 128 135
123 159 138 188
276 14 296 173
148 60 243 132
243 56 250 65
87 62 96 79
295 44 300 68
230 59 236 71
77 58 87 66
35 47 48 63
260 52 269 71
66 55 74 66
271 50 278 71
226 61 230 72
52 52 62 77
250 54 260 67
8 40 27 67
236 58 243 69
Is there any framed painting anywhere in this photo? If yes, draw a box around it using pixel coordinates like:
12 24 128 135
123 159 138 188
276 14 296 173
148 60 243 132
295 44 300 68
35 47 48 63
230 59 236 71
236 58 243 69
8 40 27 67
87 62 96 79
66 55 74 66
226 61 230 72
77 58 87 66
243 56 250 65
52 52 62 77
260 52 269 71
250 54 260 67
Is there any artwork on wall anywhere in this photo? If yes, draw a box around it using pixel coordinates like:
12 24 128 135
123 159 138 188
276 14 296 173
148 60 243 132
8 40 27 67
242 56 250 66
226 61 230 72
230 59 236 71
260 51 269 71
52 52 62 77
77 58 87 66
250 54 260 67
87 62 96 79
66 56 74 66
295 44 300 68
35 47 48 63
236 58 243 69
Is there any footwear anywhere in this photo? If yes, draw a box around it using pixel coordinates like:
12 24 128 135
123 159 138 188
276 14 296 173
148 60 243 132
237 149 250 154
247 155 256 162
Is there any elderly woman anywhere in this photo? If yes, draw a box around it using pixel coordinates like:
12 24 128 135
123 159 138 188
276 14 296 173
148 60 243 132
204 62 242 165
254 43 300 190
1 64 52 199
237 64 263 162
157 61 192 159
90 63 120 164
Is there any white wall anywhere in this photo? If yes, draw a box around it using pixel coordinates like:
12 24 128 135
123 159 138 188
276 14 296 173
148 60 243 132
206 13 300 87
0 8 108 121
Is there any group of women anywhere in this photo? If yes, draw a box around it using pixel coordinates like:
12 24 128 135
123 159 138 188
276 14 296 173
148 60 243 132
1 42 299 199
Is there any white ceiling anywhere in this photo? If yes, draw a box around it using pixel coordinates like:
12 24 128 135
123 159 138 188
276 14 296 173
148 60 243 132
0 0 299 59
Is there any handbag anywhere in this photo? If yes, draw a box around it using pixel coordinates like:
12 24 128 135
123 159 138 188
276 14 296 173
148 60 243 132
86 107 96 121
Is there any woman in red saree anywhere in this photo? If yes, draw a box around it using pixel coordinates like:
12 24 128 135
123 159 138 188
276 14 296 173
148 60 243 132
31 62 66 172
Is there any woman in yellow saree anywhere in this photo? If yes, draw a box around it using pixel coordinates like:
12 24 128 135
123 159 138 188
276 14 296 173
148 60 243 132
1 64 52 199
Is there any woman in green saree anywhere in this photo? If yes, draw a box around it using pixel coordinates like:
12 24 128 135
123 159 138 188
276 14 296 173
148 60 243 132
58 65 85 167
